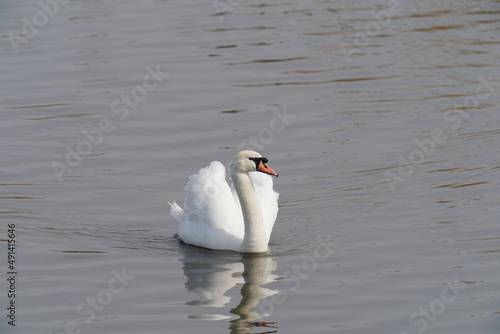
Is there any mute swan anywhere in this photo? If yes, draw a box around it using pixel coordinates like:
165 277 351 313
169 150 279 253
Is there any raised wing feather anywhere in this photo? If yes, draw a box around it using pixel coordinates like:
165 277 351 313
172 161 244 249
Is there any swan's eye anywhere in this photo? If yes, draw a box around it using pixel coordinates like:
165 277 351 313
249 157 262 167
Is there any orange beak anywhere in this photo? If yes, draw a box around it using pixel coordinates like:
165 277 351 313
256 160 279 177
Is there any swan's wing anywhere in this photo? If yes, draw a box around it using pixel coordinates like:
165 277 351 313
173 161 244 249
183 161 235 228
249 172 279 238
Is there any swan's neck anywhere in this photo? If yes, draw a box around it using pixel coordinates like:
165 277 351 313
232 172 268 253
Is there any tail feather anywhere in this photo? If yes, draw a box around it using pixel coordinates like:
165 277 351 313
169 201 183 226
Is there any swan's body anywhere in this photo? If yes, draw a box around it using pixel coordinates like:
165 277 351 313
169 151 279 253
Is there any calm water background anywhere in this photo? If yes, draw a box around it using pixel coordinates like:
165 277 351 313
1 0 499 333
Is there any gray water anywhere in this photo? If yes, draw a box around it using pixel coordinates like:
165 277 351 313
1 0 499 333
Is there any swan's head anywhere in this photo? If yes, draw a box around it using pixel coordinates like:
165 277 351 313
231 150 279 177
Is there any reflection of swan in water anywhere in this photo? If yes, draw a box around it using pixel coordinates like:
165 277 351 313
229 254 279 334
179 244 278 333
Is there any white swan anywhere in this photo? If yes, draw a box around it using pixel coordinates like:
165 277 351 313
169 150 279 253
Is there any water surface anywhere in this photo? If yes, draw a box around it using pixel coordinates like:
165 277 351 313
1 0 499 333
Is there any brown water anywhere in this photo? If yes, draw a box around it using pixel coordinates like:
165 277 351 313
1 0 499 333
